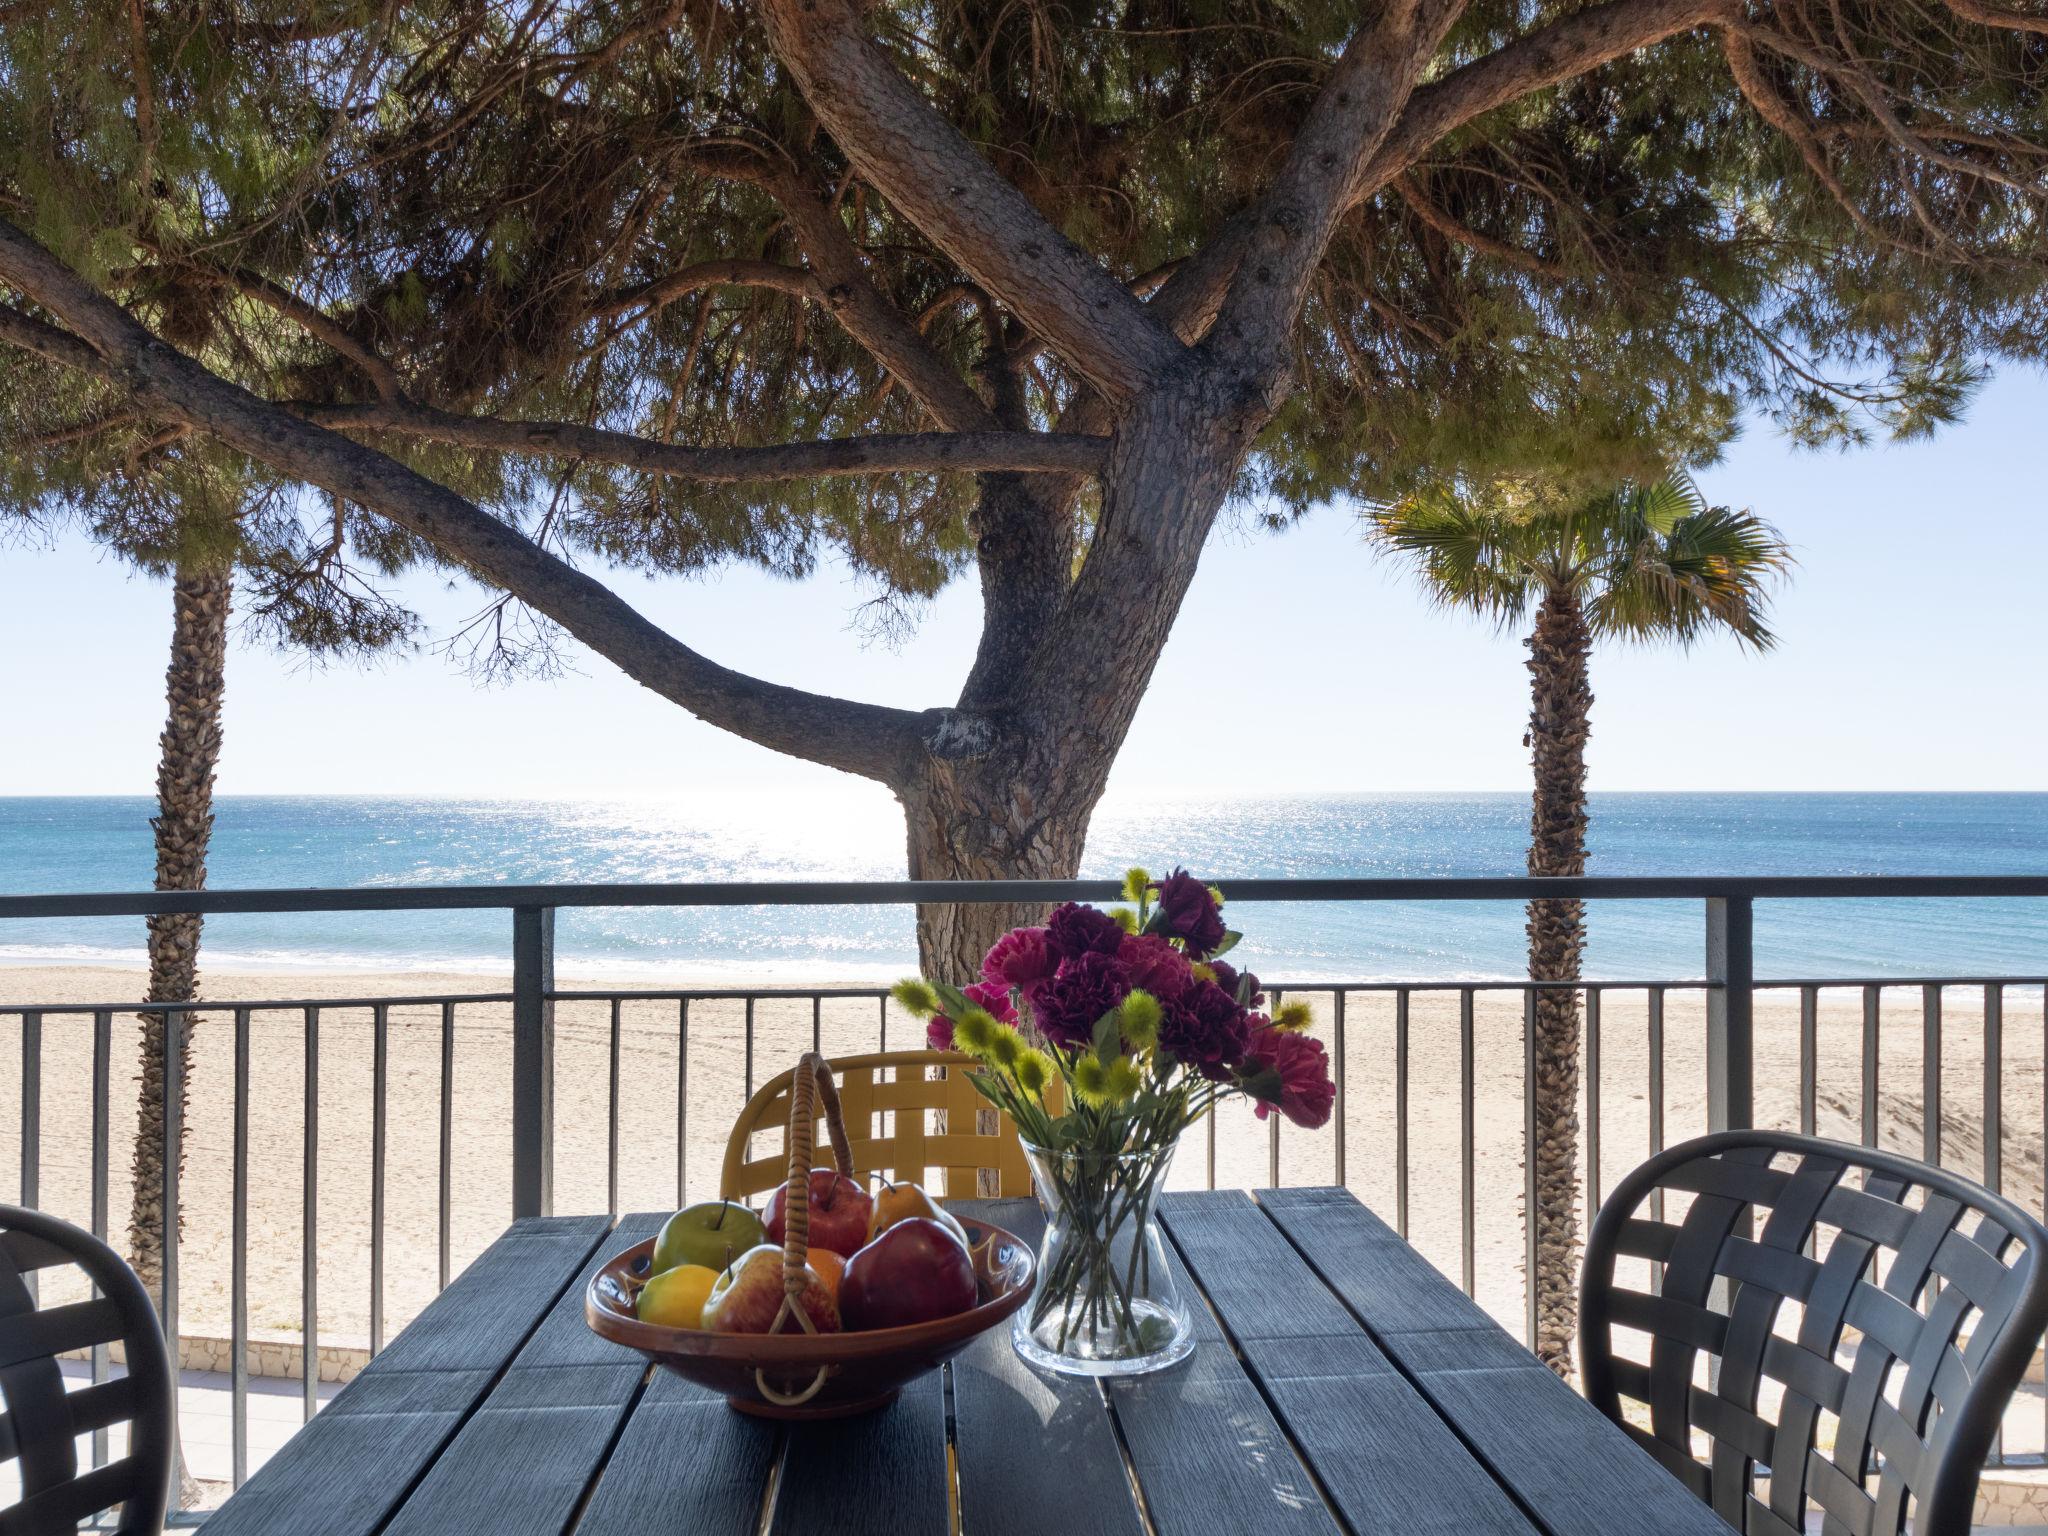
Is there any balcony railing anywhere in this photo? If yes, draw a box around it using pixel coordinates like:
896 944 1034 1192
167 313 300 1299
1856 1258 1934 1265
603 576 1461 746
3 875 2046 1499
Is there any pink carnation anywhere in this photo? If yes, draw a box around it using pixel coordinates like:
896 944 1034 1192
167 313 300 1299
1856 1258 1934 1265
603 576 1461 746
982 926 1058 991
1118 932 1193 1002
927 980 1017 1051
1244 1026 1336 1130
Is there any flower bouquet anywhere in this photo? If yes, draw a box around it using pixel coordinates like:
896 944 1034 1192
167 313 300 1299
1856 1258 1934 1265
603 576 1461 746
892 868 1336 1377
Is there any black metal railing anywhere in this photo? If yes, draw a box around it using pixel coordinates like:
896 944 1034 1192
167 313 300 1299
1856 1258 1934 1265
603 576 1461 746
3 875 2046 1500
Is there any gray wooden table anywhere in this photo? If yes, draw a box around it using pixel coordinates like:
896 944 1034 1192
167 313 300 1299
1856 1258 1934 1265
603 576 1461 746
201 1187 1730 1535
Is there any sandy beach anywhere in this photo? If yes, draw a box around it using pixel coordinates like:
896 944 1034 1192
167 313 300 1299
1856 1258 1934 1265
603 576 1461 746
4 963 2040 1353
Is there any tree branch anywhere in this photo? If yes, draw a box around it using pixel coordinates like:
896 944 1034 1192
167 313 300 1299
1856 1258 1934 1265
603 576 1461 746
297 398 1110 481
1395 173 1575 281
0 221 931 785
1352 0 1736 207
1208 1 1466 384
1941 0 2048 35
212 265 409 400
592 258 819 319
757 160 1002 433
753 0 1185 402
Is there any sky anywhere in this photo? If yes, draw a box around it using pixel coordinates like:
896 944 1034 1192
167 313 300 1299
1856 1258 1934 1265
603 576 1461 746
3 368 2044 802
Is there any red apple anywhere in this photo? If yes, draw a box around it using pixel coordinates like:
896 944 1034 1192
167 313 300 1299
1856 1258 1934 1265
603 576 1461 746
764 1169 874 1260
839 1217 978 1331
699 1243 841 1335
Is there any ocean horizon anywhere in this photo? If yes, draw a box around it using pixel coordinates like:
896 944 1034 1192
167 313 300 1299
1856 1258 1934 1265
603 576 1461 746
2 790 2045 983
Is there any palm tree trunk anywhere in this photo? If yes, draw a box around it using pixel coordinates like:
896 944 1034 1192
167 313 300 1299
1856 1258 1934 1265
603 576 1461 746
1523 584 1592 1376
132 561 230 1508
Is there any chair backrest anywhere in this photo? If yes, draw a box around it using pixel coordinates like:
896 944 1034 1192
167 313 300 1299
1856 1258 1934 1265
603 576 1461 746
720 1050 1056 1203
1581 1131 2048 1536
0 1204 175 1536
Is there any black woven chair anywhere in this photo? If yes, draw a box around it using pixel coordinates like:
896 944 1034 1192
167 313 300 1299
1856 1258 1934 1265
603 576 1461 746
1581 1131 2048 1536
0 1204 174 1535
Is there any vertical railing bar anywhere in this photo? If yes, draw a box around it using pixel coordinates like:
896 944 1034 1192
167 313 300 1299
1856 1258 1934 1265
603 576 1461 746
19 1009 39 1221
745 996 756 1101
1861 985 1880 1149
1395 988 1410 1239
1207 1090 1217 1192
1267 987 1283 1187
371 1003 388 1357
1922 982 1943 1167
1586 988 1603 1217
90 1007 111 1470
232 1006 250 1487
302 1003 319 1424
1331 990 1347 1188
162 1005 183 1375
811 995 823 1055
1648 988 1665 1227
1984 983 2003 1194
1704 896 1755 1133
608 998 622 1215
438 1001 454 1292
1522 986 1538 1349
878 993 887 1052
677 999 690 1203
1460 987 1475 1298
1799 986 1818 1137
510 905 556 1220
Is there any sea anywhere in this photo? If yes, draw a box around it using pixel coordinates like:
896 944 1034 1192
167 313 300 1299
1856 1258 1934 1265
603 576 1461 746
1 792 2045 983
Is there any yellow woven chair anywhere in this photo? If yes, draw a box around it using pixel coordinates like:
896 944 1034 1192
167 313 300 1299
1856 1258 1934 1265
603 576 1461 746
719 1050 1058 1203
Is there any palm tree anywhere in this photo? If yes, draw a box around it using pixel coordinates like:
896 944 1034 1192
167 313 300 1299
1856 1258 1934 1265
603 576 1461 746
1366 473 1790 1376
132 557 231 1508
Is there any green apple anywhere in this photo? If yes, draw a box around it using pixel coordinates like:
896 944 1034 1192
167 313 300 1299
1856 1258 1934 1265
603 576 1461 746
653 1200 766 1275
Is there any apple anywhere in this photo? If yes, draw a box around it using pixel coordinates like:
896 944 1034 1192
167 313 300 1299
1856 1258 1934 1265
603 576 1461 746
764 1170 874 1259
868 1179 970 1252
700 1243 841 1335
653 1201 765 1276
840 1218 978 1331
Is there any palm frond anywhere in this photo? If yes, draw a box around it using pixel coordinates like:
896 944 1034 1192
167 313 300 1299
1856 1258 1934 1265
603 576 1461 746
1361 484 1547 632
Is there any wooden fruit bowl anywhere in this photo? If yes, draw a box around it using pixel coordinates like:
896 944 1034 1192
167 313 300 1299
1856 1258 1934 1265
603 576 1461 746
585 1050 1037 1418
585 1217 1035 1419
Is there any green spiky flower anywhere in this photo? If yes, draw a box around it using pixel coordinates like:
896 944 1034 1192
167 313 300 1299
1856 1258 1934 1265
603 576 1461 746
952 1007 1000 1057
1104 1057 1143 1102
987 1022 1026 1068
1119 989 1162 1050
1122 867 1151 903
1072 1054 1112 1107
1206 884 1226 909
1013 1048 1053 1098
1107 906 1138 933
1272 999 1314 1032
891 978 941 1018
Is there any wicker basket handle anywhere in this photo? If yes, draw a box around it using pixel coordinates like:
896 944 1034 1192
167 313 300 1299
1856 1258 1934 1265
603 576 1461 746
757 1051 854 1408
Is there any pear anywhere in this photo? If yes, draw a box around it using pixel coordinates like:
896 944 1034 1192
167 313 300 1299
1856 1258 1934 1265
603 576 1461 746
868 1178 970 1252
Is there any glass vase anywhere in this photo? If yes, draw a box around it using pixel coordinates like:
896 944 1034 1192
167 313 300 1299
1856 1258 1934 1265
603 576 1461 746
1012 1138 1194 1377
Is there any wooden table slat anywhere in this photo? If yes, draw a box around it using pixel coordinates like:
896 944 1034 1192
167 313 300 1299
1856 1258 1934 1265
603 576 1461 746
1258 1186 1732 1536
1160 1189 1536 1536
768 1374 951 1535
201 1214 614 1536
946 1198 1146 1536
377 1214 667 1536
1104 1214 1342 1534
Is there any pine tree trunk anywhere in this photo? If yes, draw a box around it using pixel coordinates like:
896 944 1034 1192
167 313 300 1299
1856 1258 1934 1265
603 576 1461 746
901 752 1094 982
132 562 230 1508
1523 585 1592 1377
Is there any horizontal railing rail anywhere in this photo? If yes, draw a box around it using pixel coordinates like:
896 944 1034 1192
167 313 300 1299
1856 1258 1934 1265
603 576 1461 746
6 871 2048 918
5 875 2047 1504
